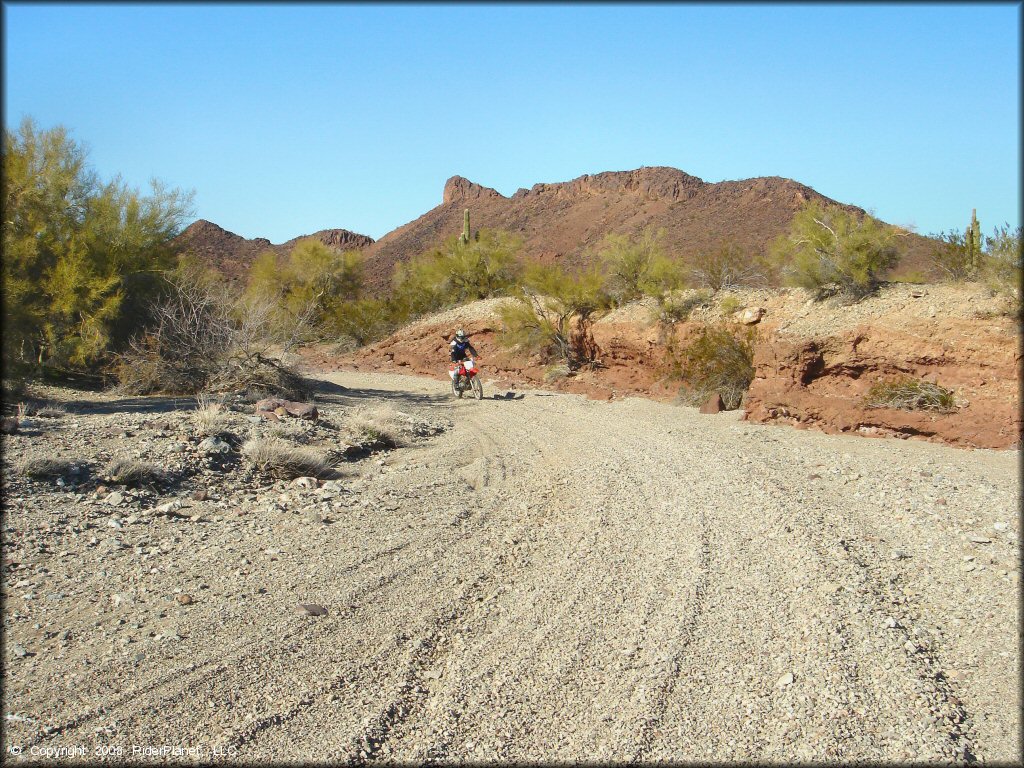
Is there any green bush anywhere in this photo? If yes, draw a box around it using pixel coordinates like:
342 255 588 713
653 289 713 325
771 201 906 299
666 324 756 410
390 228 523 323
864 377 957 412
497 262 610 370
982 224 1022 314
328 298 397 348
928 229 977 281
598 228 683 305
2 117 193 373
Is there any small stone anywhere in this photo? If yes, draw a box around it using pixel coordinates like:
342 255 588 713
176 594 193 605
192 489 209 502
891 550 910 560
294 604 327 617
12 645 30 658
968 536 992 544
291 476 318 490
737 306 765 325
777 672 795 688
198 436 231 455
993 522 1008 532
105 492 124 507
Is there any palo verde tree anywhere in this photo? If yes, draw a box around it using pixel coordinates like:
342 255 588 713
2 117 194 372
770 201 907 299
497 261 611 371
245 239 365 342
598 227 683 305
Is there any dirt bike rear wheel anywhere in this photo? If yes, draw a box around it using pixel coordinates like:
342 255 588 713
471 376 483 400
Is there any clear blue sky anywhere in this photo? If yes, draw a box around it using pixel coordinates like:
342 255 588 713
4 2 1020 243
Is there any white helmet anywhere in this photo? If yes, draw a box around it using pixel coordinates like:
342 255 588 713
455 329 467 340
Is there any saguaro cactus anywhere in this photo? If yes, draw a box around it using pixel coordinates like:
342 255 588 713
966 208 982 275
459 208 471 245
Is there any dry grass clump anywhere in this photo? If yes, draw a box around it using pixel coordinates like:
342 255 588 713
668 324 756 411
864 377 957 413
33 403 68 418
18 457 77 478
348 406 406 447
105 458 164 486
241 437 333 479
193 394 231 435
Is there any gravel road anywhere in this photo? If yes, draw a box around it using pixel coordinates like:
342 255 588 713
4 369 1019 764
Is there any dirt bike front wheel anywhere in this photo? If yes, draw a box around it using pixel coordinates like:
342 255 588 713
471 376 483 400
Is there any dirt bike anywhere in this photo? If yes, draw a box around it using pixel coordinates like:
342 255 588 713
449 357 483 400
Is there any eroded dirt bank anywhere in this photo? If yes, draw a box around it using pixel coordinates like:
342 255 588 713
311 283 1021 449
2 369 1019 764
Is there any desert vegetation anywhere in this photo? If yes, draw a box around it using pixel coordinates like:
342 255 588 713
770 202 907 299
2 118 193 377
864 377 958 413
663 324 757 410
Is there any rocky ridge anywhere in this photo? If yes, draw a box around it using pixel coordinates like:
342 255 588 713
172 166 941 291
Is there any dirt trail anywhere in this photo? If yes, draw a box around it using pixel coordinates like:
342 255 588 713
4 369 1019 764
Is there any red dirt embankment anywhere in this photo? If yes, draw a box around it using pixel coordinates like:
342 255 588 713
303 284 1020 450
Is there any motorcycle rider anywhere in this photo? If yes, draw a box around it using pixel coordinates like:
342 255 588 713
449 329 478 363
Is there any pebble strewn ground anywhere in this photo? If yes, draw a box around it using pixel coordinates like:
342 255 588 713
1 369 1019 764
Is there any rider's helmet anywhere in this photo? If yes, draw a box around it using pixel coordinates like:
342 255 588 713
455 329 467 341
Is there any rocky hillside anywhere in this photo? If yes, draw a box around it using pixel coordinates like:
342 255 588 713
171 220 374 282
173 167 941 289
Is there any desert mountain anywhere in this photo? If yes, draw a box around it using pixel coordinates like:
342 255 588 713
174 167 938 289
172 219 374 281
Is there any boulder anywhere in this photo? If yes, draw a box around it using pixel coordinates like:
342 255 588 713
736 306 765 325
699 393 724 414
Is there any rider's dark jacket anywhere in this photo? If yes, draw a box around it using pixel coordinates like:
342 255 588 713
449 337 478 362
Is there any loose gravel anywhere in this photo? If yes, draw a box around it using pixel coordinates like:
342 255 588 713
2 369 1019 764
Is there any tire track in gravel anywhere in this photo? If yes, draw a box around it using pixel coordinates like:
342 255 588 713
11 369 1014 764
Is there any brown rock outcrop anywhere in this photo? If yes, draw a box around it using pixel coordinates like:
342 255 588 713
743 320 1021 449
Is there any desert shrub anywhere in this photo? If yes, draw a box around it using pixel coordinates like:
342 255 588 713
115 258 308 398
328 298 397 348
654 289 713 325
718 294 743 317
928 230 978 281
689 241 770 291
33 403 68 418
982 224 1022 314
666 324 756 410
598 228 683 305
391 229 524 323
498 262 610 370
889 269 929 284
241 437 333 479
105 458 164 486
348 406 406 447
864 377 957 412
18 457 77 478
193 394 230 436
245 240 365 342
771 201 907 299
